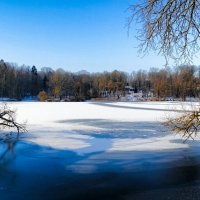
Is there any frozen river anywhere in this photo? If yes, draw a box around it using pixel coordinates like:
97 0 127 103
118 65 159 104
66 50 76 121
1 101 200 199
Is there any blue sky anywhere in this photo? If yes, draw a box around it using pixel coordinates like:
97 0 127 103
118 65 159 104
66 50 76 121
0 0 196 72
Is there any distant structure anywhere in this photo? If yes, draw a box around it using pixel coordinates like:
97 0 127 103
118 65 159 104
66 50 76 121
122 85 143 101
125 85 134 95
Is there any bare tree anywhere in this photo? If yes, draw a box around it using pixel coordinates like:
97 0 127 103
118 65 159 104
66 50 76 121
129 0 200 64
163 110 200 140
129 0 200 139
0 104 26 135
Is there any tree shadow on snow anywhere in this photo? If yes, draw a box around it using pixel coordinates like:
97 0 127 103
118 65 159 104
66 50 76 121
57 118 169 139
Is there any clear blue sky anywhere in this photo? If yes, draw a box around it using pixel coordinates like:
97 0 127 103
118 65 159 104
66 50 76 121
0 0 197 73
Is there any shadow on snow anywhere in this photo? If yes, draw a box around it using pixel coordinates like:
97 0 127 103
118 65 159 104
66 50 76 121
56 119 169 139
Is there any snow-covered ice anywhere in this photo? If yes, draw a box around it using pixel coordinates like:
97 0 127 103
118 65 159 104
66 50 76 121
3 101 200 173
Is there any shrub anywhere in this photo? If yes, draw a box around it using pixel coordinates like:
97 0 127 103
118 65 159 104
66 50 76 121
38 91 48 102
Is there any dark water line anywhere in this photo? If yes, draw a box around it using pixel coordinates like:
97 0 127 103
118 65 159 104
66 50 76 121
90 102 192 113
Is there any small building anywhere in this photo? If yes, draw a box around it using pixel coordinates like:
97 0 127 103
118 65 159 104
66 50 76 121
122 85 144 101
125 86 134 95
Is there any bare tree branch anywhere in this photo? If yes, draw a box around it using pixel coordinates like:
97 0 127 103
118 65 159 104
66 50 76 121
163 110 200 141
128 0 200 64
0 104 27 135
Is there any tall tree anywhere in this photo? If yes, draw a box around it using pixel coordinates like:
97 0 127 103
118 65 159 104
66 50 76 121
31 66 38 96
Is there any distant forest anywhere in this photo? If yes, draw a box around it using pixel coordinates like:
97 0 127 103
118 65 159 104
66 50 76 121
0 59 200 101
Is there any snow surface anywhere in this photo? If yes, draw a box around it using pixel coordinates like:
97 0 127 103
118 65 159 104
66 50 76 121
3 101 200 173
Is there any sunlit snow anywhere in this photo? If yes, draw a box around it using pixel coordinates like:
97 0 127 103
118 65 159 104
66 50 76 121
3 101 200 173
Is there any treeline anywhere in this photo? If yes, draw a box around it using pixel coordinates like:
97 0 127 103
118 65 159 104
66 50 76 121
0 59 200 101
130 66 200 100
0 60 127 101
